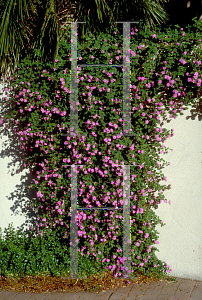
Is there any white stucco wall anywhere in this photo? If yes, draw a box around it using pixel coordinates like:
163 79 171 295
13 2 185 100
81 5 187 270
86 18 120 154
0 76 39 240
0 70 202 281
152 94 202 281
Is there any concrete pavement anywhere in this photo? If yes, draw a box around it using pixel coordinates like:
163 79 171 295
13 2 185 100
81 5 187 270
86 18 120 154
0 277 202 299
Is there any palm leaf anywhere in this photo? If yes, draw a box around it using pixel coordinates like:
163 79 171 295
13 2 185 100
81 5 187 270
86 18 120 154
0 0 171 82
0 0 40 83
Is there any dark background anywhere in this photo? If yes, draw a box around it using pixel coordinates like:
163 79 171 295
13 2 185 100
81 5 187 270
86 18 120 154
160 0 202 31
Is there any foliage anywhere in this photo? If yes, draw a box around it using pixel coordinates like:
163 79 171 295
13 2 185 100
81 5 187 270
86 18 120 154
0 17 201 283
0 0 171 84
0 223 177 292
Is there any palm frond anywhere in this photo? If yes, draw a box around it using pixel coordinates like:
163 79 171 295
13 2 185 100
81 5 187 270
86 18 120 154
0 0 40 83
0 0 172 83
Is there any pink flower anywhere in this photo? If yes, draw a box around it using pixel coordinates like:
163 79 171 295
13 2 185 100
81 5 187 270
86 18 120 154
179 58 186 65
61 111 66 116
152 34 156 38
37 191 43 198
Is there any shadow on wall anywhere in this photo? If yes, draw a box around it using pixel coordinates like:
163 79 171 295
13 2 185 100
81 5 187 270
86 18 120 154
155 87 202 127
0 81 45 240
